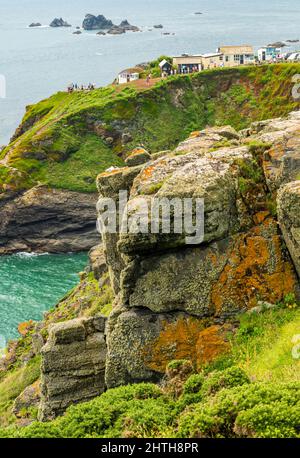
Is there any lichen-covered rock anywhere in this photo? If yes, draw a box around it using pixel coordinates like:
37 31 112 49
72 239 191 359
118 146 251 255
97 166 143 293
277 181 300 278
121 218 298 316
248 111 300 192
88 244 107 280
105 306 231 388
39 315 107 421
100 116 300 386
13 380 41 420
125 148 151 167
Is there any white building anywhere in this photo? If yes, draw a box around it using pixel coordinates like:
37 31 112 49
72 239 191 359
257 46 282 62
118 67 142 84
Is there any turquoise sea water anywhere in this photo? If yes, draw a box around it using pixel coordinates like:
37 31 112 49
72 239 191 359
0 252 88 344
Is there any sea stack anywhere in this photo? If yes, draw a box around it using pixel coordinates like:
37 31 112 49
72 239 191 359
82 14 114 30
50 18 71 27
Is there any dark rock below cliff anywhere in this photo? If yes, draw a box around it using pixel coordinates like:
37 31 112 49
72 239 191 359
0 185 99 254
82 14 113 30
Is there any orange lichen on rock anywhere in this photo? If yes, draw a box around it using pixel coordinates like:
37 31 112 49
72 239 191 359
253 210 270 225
97 167 127 179
196 325 231 369
143 317 231 373
211 218 298 314
18 320 35 337
189 131 201 139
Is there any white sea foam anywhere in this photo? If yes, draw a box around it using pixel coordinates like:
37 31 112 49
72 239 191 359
15 252 49 258
26 25 50 29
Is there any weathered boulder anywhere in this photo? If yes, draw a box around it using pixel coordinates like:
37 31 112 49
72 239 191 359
39 315 107 421
246 111 300 192
118 146 250 255
278 181 300 278
82 14 113 30
125 148 151 167
13 380 41 419
88 244 107 280
105 306 233 388
121 219 297 316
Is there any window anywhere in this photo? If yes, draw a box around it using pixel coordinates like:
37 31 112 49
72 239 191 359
234 54 240 61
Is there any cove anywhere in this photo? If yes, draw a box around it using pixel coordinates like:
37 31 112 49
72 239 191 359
0 252 88 346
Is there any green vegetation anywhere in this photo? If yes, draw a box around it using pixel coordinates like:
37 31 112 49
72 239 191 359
0 357 40 427
1 299 300 438
1 63 299 193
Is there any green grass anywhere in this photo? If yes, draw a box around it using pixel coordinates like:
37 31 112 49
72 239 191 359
43 135 124 193
1 303 300 437
0 356 40 427
204 304 300 383
1 63 299 193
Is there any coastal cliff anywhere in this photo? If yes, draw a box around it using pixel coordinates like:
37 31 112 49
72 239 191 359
0 107 300 436
0 64 300 253
0 65 300 438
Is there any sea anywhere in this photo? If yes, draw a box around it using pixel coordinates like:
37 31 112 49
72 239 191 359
0 0 300 343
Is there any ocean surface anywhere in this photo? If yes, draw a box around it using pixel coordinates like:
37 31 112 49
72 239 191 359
0 252 88 345
1 0 300 344
0 0 300 145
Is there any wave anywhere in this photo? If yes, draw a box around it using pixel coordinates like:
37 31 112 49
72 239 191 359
15 252 50 258
26 25 50 29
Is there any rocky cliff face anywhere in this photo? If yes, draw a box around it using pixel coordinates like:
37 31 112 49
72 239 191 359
96 111 300 388
0 186 98 254
39 316 107 421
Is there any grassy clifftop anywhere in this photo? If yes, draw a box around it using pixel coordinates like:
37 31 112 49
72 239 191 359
1 63 300 193
1 300 300 437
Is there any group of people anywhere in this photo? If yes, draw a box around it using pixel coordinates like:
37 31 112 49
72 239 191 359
162 68 177 78
67 82 96 93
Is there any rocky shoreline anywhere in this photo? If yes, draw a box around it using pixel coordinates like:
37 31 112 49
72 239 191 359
0 186 99 255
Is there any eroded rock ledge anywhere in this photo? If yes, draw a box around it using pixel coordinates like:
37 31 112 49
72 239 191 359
39 315 107 421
